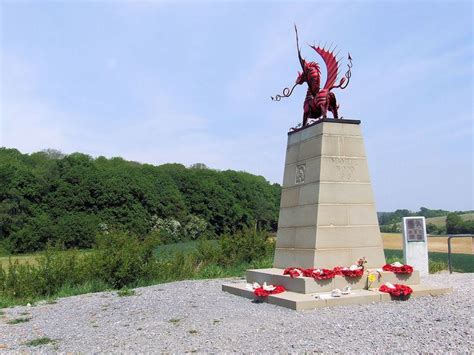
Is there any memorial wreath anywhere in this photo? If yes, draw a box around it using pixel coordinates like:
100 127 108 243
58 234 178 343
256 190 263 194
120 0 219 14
247 282 286 297
283 267 336 280
379 282 413 299
382 262 414 274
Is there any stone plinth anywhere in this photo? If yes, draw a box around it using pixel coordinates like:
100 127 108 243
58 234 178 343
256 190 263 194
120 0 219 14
274 119 385 269
222 118 451 310
222 281 450 311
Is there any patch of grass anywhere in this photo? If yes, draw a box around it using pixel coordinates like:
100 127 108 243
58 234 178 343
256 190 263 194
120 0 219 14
429 260 448 274
117 288 135 297
24 337 54 347
384 249 473 273
169 318 182 325
213 319 221 324
7 317 30 324
154 241 206 259
188 329 199 335
0 281 109 309
55 280 110 299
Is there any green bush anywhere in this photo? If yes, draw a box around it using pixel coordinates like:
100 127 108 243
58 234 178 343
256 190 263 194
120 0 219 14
197 264 225 279
86 231 157 288
0 231 159 302
446 213 474 234
196 240 221 264
219 229 272 265
0 247 84 299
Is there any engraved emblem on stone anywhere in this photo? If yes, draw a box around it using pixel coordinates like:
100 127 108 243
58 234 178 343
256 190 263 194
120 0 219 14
295 164 306 184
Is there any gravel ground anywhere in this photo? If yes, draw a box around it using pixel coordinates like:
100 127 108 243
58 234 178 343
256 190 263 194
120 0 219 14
0 273 472 353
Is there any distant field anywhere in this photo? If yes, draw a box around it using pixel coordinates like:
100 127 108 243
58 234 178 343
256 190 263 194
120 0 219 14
0 254 38 269
425 212 474 227
382 233 473 254
0 250 91 270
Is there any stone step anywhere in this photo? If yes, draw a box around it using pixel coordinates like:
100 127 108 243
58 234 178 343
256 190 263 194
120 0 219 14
222 282 451 311
246 268 420 294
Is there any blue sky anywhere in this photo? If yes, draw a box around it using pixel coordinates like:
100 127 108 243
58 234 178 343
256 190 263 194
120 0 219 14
1 1 472 211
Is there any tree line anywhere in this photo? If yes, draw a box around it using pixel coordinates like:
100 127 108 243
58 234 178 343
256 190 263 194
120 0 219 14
378 207 474 234
377 207 453 226
0 148 281 253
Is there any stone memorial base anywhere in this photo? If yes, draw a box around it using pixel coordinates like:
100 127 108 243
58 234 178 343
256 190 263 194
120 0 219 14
222 268 450 310
222 119 450 309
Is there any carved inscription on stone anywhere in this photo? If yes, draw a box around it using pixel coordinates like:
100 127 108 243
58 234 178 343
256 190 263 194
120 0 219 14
331 157 355 181
295 164 306 184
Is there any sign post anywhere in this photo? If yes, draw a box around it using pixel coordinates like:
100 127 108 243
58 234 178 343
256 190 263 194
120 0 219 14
402 217 429 276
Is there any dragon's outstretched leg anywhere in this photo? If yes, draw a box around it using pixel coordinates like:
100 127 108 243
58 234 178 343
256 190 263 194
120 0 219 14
328 93 339 119
321 103 328 119
303 110 309 126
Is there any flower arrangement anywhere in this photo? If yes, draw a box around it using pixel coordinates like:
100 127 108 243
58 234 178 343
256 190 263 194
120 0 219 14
294 257 368 279
333 260 365 278
247 282 286 297
382 262 414 274
283 267 335 280
379 282 413 299
283 267 304 278
304 268 336 280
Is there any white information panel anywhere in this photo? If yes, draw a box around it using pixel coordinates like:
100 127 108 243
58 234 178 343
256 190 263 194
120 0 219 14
402 217 428 276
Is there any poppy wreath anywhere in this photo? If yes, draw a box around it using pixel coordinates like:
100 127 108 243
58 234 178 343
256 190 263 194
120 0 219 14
253 285 286 297
282 268 336 280
303 268 336 280
382 264 414 274
333 266 364 278
283 267 304 278
379 284 413 298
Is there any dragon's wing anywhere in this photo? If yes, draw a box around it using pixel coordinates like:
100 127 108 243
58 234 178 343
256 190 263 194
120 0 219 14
310 45 339 90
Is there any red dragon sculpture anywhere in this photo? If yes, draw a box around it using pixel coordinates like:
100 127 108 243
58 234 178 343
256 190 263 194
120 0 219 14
272 26 353 128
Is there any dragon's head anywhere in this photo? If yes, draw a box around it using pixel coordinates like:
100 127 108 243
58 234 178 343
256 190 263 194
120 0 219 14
295 70 305 85
295 61 320 86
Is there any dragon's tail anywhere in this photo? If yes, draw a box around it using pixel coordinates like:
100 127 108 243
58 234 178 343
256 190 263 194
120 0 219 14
331 53 353 90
